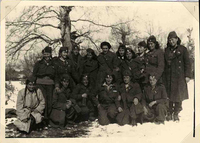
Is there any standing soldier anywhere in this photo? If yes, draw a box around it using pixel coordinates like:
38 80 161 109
69 45 83 85
136 41 147 63
164 31 191 121
121 48 143 83
114 44 126 84
144 35 164 84
97 41 118 85
80 48 98 89
53 46 75 91
135 41 148 90
33 46 56 126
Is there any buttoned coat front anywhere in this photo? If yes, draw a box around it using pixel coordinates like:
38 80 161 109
163 45 191 102
121 59 143 82
97 51 118 84
144 49 164 81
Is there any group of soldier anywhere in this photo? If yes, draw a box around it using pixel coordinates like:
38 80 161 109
13 31 191 134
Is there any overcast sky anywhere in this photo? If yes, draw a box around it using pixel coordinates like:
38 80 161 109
5 1 198 58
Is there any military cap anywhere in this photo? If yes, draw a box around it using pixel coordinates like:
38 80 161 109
147 35 157 44
86 48 94 53
138 41 147 48
59 47 68 53
168 31 178 39
61 74 70 82
72 45 80 51
26 75 36 85
123 70 132 77
42 46 52 53
100 41 111 49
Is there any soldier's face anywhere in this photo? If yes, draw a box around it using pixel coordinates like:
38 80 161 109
27 82 36 92
148 42 155 51
61 51 68 59
87 52 93 60
62 80 69 88
102 46 109 54
82 77 89 86
73 49 79 56
126 51 133 60
149 76 157 86
43 52 51 61
105 76 113 85
119 48 125 57
138 46 145 54
123 76 131 84
169 38 178 47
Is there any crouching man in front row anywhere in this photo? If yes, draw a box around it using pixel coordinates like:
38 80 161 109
116 70 144 126
142 74 169 124
14 76 45 133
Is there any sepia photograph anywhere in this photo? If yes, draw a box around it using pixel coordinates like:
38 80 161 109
1 1 199 143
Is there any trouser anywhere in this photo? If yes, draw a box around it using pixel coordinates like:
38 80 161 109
37 84 54 120
168 101 182 115
66 107 77 123
153 103 167 122
116 103 144 125
76 100 95 122
29 114 36 133
98 104 118 125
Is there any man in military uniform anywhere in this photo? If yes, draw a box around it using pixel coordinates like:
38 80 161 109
116 70 143 126
164 31 191 121
53 46 75 91
97 41 118 85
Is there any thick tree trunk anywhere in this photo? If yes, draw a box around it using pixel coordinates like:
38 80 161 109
59 6 73 53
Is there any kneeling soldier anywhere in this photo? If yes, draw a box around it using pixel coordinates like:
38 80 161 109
116 70 143 126
49 74 78 128
94 71 119 125
142 74 169 124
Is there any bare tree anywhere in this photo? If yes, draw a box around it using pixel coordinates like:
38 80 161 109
186 28 195 78
6 6 134 60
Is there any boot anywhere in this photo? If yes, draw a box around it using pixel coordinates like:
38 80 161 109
173 114 179 122
154 119 164 125
131 119 137 126
166 113 173 121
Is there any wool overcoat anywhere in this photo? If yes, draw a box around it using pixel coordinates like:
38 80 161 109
163 45 191 102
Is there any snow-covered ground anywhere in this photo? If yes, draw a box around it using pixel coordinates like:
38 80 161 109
4 80 200 142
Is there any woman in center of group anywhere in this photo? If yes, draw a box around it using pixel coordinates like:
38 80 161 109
143 35 164 84
121 48 143 83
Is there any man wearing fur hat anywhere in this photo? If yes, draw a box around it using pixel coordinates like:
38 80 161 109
164 31 191 121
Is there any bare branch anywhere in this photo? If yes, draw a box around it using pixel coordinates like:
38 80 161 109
71 19 134 28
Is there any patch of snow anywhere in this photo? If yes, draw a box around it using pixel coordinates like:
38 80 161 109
5 80 198 142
